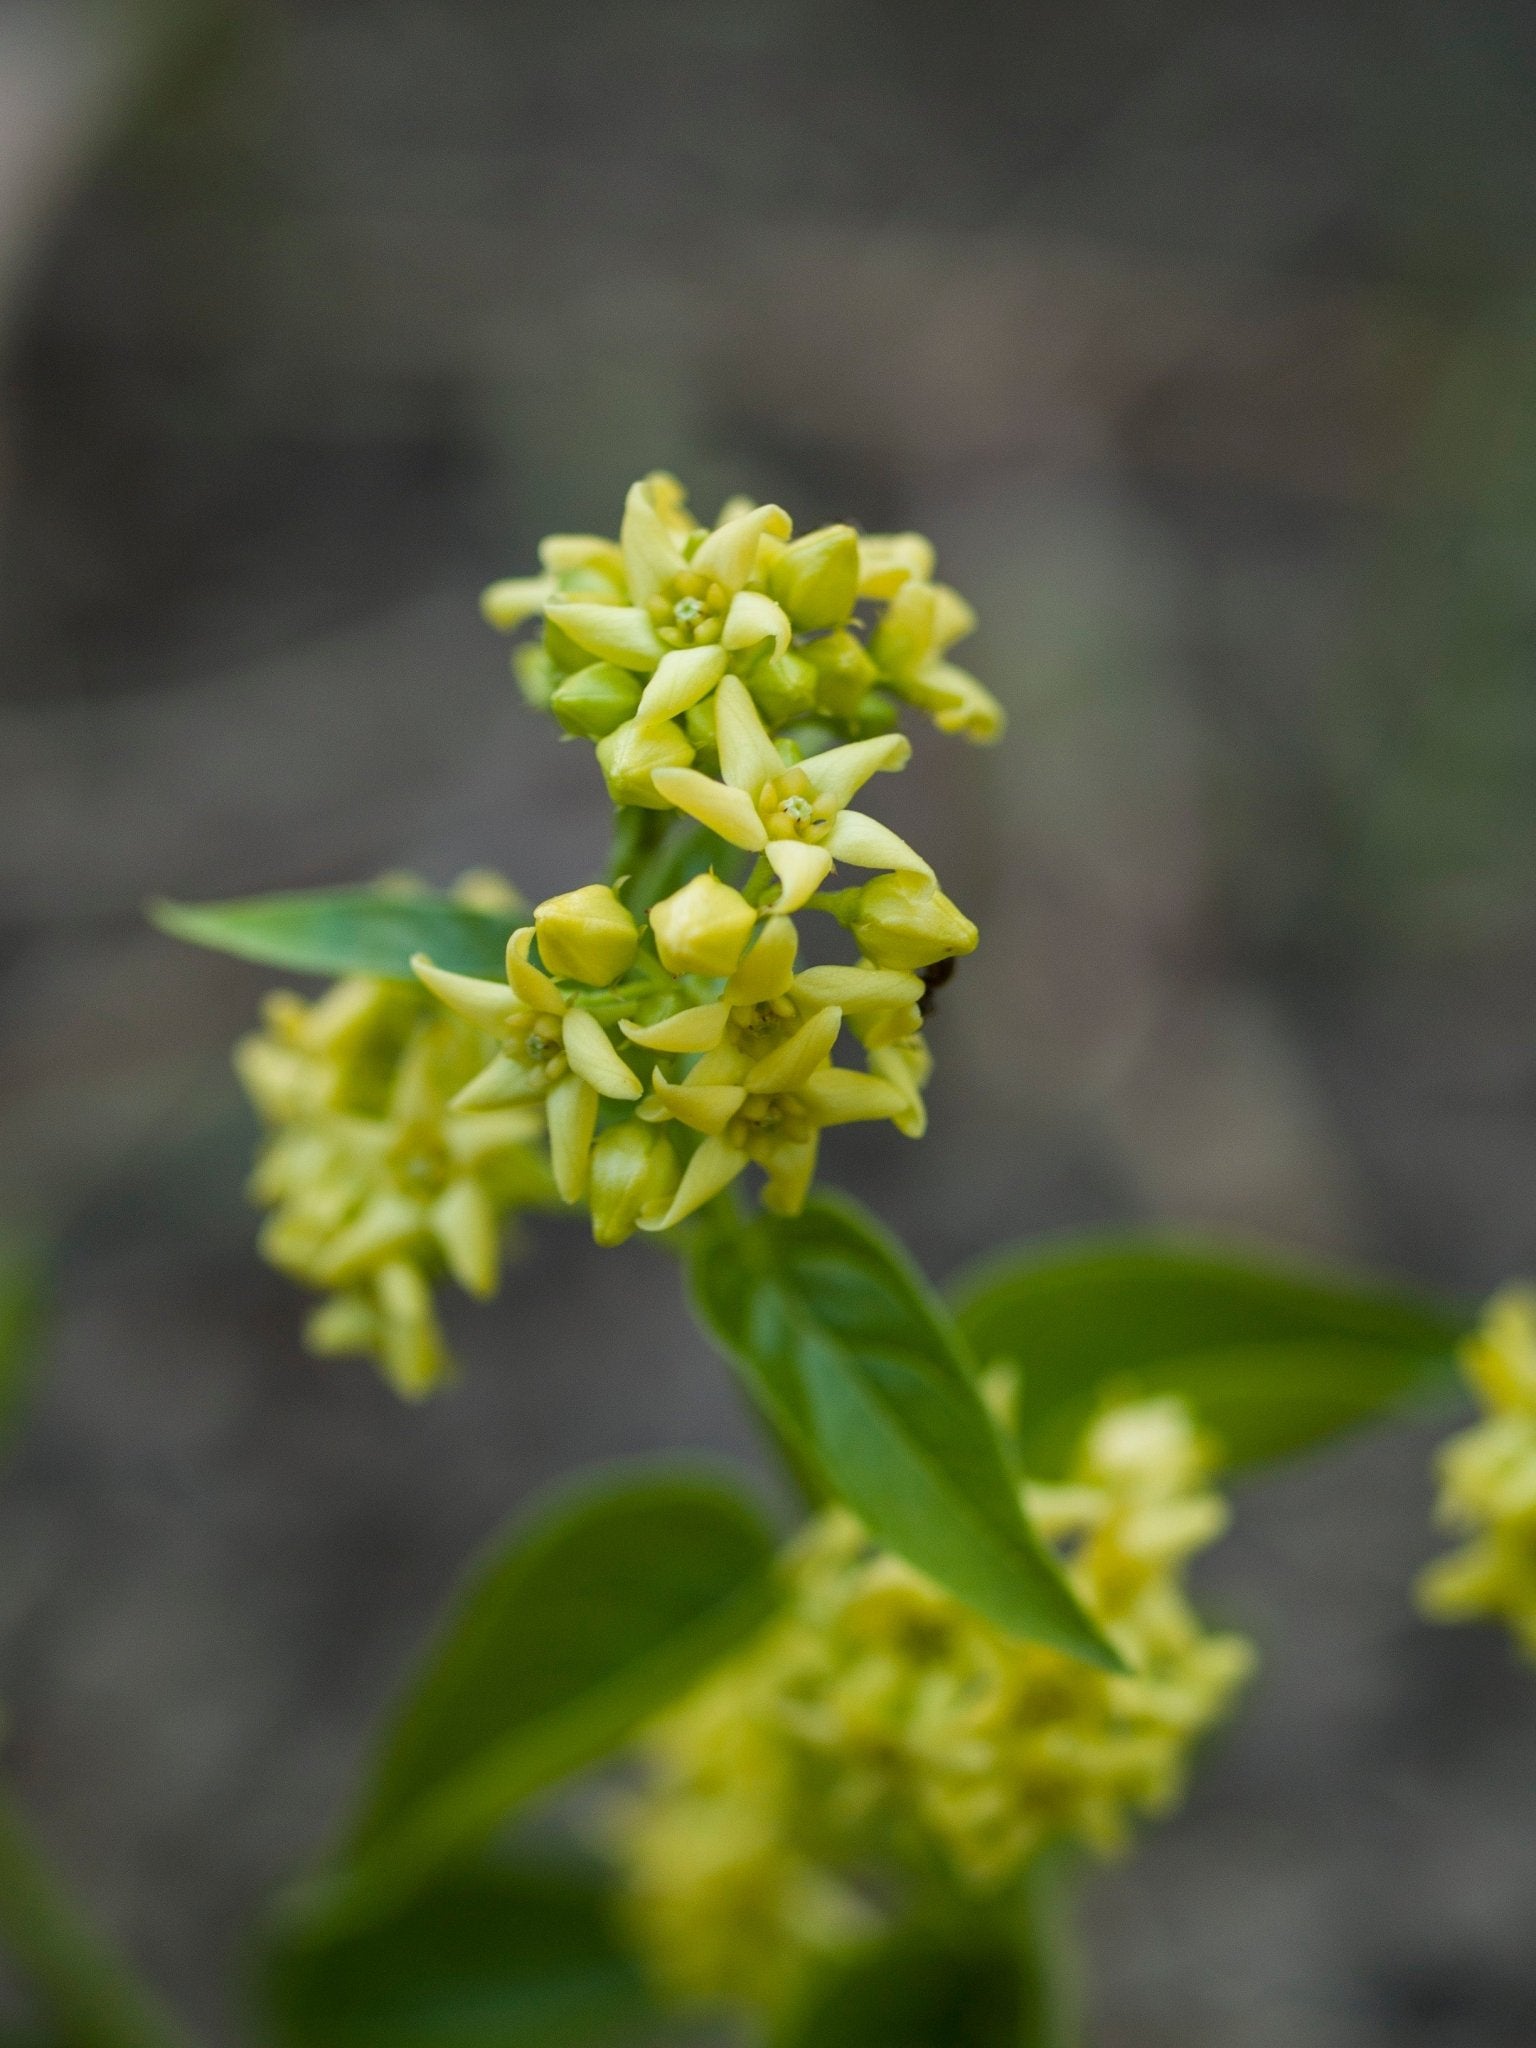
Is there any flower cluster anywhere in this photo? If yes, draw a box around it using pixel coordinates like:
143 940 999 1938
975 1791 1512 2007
1419 1287 1536 1660
235 878 556 1397
234 480 993 1387
402 476 990 1239
612 1398 1254 2021
484 470 1004 757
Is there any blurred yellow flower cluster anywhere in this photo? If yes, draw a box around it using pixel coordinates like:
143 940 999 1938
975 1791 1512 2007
235 879 556 1397
612 1397 1254 2020
1419 1287 1536 1659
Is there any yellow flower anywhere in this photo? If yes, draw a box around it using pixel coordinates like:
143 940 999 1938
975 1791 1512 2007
480 473 1005 753
651 674 929 914
239 991 551 1397
613 1396 1252 2022
411 924 643 1203
541 479 793 677
868 575 1005 742
1419 1287 1536 1660
632 983 912 1230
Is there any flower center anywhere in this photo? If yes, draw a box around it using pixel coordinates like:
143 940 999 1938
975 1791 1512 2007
647 570 728 649
389 1125 450 1196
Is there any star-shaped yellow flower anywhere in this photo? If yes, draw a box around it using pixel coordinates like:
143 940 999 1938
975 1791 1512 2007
631 997 910 1231
648 675 930 913
619 913 923 1068
412 928 643 1203
538 480 795 680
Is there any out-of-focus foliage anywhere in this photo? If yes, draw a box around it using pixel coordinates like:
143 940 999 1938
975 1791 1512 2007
954 1238 1468 1478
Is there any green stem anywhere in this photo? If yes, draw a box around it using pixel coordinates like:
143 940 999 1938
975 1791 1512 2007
0 1781 198 2048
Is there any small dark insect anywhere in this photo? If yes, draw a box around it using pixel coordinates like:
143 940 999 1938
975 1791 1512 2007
917 955 957 1019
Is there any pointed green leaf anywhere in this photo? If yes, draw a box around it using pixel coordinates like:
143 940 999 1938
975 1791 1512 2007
312 1467 778 1929
688 1197 1118 1669
954 1236 1469 1479
149 888 523 981
265 1856 655 2048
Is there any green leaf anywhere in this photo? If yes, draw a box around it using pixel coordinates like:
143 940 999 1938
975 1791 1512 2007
953 1236 1470 1479
778 1929 1046 2048
314 1467 778 1928
265 1856 655 2048
149 887 523 982
688 1196 1118 1670
0 1241 44 1465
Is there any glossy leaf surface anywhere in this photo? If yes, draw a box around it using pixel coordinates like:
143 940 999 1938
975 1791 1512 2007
150 888 522 982
690 1197 1116 1668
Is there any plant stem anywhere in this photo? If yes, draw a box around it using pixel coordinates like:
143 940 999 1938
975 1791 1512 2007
0 1780 198 2048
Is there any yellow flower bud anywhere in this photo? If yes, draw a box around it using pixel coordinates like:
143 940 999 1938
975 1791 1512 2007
649 873 758 978
847 871 978 973
550 661 643 739
767 524 860 631
743 647 819 727
596 717 695 809
533 884 639 987
803 628 879 720
512 642 560 710
588 1120 681 1246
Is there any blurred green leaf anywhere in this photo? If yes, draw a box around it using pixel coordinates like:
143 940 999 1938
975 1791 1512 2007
778 1928 1046 2048
689 1197 1118 1670
315 1468 778 1927
0 1242 44 1466
265 1856 655 2048
149 888 522 982
954 1237 1468 1479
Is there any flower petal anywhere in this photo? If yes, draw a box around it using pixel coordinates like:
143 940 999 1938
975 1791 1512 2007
561 1008 643 1100
713 673 786 795
649 1068 747 1136
792 966 925 1013
798 732 911 810
765 839 834 914
620 1003 730 1053
638 1134 749 1232
412 954 519 1032
444 1108 544 1162
690 503 790 592
796 1065 908 1127
688 1044 753 1087
620 478 691 603
505 927 568 1014
451 1054 546 1111
544 601 664 672
313 1192 423 1283
481 576 554 630
724 916 798 1005
823 810 934 877
857 532 935 599
431 1177 500 1297
721 588 792 661
634 645 729 723
546 1072 598 1203
757 1134 819 1216
649 766 768 850
745 1004 842 1095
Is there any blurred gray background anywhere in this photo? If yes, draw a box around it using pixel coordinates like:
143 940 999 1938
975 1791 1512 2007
1 0 1535 2040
